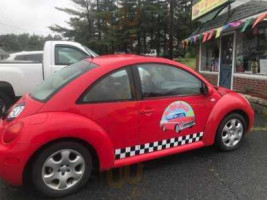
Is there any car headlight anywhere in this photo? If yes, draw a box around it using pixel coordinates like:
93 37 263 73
7 103 25 121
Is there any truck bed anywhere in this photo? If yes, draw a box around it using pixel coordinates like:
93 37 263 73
0 62 43 96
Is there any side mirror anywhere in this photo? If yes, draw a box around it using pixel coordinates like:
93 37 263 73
202 83 213 96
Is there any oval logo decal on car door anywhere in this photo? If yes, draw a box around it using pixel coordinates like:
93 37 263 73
160 101 196 133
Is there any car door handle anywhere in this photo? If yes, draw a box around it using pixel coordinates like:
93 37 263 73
139 109 155 114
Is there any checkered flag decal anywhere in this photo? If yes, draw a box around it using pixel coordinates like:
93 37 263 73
115 132 204 160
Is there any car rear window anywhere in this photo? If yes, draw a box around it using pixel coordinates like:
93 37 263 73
31 60 97 102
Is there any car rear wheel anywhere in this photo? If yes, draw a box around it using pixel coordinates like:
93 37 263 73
215 113 246 151
32 141 92 197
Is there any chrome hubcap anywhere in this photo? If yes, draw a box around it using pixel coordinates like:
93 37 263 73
42 149 85 191
222 119 243 147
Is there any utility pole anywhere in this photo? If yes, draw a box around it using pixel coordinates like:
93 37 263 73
169 0 174 59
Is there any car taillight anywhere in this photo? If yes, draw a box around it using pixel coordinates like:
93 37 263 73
3 122 24 143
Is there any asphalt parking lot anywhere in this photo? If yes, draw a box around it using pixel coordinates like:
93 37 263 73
0 113 266 200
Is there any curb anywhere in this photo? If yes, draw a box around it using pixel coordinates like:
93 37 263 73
242 94 267 117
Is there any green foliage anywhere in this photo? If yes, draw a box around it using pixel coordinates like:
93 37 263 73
0 34 62 52
175 56 196 70
50 0 199 56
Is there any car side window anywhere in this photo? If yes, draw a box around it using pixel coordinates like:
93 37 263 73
55 46 87 65
137 64 203 98
15 54 42 63
82 69 133 103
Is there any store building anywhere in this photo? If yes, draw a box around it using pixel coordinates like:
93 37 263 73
186 1 267 99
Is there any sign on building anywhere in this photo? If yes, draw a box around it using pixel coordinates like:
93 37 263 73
192 0 234 20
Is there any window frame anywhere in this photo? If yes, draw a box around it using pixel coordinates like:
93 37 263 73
234 27 267 77
199 40 220 74
132 63 206 101
55 45 89 66
77 66 137 104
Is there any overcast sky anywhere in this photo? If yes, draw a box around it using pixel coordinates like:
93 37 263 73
0 0 260 36
0 0 74 36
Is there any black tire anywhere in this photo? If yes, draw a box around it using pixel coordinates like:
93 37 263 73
0 92 12 113
31 141 92 198
215 113 247 152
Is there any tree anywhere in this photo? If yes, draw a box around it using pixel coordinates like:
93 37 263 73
0 34 62 52
50 0 198 58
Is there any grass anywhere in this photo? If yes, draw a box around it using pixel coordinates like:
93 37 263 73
175 57 197 71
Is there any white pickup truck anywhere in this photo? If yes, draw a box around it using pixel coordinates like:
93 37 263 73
0 41 98 112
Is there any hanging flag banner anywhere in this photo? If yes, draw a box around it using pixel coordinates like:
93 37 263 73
198 33 203 42
222 24 230 31
252 12 267 28
215 27 223 38
207 29 215 41
194 35 198 43
202 32 209 43
241 18 254 32
185 39 189 47
182 40 186 49
229 20 242 27
190 37 194 45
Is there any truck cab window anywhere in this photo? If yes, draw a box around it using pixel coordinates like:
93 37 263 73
55 46 88 65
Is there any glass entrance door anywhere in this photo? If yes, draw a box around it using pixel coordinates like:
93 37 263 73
219 33 234 89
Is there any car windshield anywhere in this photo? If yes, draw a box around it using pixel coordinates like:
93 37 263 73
31 60 97 102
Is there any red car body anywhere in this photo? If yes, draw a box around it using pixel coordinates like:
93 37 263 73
0 55 254 186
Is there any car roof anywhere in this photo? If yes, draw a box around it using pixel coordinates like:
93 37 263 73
85 54 171 67
83 54 210 86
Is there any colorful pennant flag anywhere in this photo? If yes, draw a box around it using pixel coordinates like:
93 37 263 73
202 32 209 43
252 12 267 28
241 18 254 32
185 39 189 47
198 34 203 42
190 37 194 45
215 27 222 38
182 40 186 49
207 29 215 41
194 35 198 43
222 24 230 32
229 20 242 28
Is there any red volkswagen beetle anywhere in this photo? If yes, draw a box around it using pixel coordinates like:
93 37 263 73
0 55 254 197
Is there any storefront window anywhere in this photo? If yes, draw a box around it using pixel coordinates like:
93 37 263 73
200 39 219 72
235 23 267 75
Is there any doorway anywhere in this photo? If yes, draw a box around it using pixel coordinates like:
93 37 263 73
219 33 235 89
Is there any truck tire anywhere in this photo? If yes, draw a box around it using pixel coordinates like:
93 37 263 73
32 141 93 198
0 92 12 113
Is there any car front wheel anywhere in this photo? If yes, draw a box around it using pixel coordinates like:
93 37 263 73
215 113 247 151
31 141 92 197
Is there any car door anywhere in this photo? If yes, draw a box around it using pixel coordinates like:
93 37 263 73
134 63 214 151
78 67 139 159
